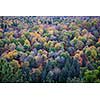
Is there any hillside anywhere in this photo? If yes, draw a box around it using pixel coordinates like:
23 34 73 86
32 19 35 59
0 16 100 83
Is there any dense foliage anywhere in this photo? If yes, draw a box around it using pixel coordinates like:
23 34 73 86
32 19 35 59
0 16 100 83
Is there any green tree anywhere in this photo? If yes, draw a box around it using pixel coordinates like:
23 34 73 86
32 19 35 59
0 58 24 82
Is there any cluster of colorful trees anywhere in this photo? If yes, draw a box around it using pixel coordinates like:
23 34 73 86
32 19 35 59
0 16 100 83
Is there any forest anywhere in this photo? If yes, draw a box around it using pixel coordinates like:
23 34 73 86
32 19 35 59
0 16 100 83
